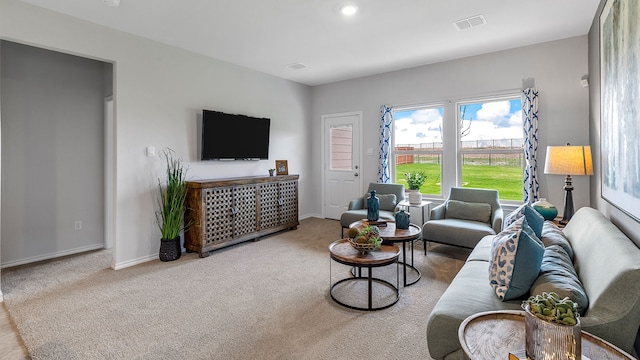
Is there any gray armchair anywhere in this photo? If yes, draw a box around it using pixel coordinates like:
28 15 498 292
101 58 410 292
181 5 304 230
422 187 503 253
339 182 405 238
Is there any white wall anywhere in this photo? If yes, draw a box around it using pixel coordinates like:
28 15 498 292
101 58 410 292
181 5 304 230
0 0 312 269
311 36 591 216
1 40 107 267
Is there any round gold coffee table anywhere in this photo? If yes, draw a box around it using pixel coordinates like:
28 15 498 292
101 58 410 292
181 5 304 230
458 310 636 360
349 220 422 286
329 239 400 311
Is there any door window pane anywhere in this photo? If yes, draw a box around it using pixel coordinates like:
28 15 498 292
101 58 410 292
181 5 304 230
330 125 353 170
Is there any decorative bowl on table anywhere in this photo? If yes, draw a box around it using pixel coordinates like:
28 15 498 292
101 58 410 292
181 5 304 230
348 237 381 254
347 225 382 254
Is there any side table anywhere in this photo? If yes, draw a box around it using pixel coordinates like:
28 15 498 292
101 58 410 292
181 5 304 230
329 239 401 311
397 199 432 255
397 199 432 226
458 310 636 360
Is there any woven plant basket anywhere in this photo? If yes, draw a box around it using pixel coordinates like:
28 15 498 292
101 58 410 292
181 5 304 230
159 237 181 262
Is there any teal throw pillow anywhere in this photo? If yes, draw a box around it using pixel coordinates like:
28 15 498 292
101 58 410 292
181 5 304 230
504 203 544 238
489 221 545 300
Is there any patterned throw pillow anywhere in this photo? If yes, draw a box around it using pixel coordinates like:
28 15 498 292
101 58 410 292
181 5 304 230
489 221 545 300
504 204 545 238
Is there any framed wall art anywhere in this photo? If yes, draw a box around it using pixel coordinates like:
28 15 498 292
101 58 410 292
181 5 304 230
600 0 640 221
275 160 288 175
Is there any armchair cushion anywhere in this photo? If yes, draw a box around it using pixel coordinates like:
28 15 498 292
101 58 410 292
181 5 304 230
445 200 492 223
362 193 397 212
423 187 503 249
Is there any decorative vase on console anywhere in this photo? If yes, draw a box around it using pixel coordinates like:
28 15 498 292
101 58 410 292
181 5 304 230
532 198 558 221
367 190 380 221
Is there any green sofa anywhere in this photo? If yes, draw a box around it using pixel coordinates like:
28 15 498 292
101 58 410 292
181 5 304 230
426 207 640 359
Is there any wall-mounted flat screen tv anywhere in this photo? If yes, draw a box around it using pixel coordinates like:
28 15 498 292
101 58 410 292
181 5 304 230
201 110 271 160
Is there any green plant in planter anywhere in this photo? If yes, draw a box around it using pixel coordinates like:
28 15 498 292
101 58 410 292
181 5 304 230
405 171 427 190
155 149 190 261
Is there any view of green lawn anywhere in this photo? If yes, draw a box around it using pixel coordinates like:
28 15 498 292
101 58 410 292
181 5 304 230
395 163 523 201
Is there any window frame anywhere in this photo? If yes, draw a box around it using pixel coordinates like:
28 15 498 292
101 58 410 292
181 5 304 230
390 103 445 197
456 93 525 203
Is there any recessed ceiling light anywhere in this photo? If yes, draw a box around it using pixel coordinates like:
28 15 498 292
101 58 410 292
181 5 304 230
341 5 358 16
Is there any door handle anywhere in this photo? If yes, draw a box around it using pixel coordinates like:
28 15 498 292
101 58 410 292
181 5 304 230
354 172 359 177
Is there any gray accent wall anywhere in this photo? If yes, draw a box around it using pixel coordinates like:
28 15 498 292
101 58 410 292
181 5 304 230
1 40 108 267
311 36 591 215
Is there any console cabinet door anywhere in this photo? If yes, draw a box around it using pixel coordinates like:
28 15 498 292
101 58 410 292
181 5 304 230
232 184 258 237
279 179 298 225
259 182 280 230
203 186 234 246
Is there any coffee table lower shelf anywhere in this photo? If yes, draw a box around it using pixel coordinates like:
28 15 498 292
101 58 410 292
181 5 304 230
329 239 400 311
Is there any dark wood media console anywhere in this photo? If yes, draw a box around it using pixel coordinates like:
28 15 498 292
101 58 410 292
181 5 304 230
184 175 299 257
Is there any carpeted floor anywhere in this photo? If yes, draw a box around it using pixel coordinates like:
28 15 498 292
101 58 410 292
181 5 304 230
1 218 470 359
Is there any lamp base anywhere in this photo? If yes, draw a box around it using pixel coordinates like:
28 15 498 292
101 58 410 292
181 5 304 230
561 175 575 225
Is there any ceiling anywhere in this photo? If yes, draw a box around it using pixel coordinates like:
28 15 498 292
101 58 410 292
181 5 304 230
17 0 601 86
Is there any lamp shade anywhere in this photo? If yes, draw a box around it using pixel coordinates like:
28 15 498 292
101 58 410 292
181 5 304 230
544 145 594 176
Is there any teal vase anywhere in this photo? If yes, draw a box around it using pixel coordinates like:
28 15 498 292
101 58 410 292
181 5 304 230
532 198 558 221
367 190 379 221
395 209 410 229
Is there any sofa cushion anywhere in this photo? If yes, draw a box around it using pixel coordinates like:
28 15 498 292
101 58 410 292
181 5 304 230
362 193 397 211
423 218 497 249
445 200 492 223
489 221 545 300
531 244 588 315
504 203 545 238
427 260 523 360
540 221 574 260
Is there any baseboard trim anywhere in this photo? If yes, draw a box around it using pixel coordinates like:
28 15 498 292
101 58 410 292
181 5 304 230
0 243 105 269
112 254 157 270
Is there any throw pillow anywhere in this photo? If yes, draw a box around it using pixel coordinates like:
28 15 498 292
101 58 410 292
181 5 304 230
445 200 492 223
489 221 545 300
504 203 545 238
531 245 588 315
363 193 397 212
540 221 574 260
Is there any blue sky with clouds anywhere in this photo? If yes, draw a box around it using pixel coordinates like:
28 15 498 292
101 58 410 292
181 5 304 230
393 99 523 146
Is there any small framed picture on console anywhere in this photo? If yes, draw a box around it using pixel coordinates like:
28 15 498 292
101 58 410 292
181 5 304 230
276 160 288 175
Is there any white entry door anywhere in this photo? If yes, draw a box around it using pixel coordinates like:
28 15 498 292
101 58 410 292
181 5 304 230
322 112 362 220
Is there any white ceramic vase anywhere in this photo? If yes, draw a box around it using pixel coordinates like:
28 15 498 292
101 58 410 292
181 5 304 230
408 190 422 204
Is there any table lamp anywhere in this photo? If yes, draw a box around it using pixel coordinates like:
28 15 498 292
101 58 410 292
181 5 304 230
544 144 593 225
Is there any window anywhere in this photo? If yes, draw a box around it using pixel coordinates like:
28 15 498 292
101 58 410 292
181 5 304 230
392 106 444 196
457 96 524 201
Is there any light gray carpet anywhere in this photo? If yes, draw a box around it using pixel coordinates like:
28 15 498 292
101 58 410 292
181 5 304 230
1 218 470 360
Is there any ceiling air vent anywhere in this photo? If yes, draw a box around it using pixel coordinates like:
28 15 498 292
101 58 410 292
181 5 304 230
453 14 486 31
286 63 307 70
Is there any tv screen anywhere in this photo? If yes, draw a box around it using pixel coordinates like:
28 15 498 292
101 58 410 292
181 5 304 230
201 110 271 160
